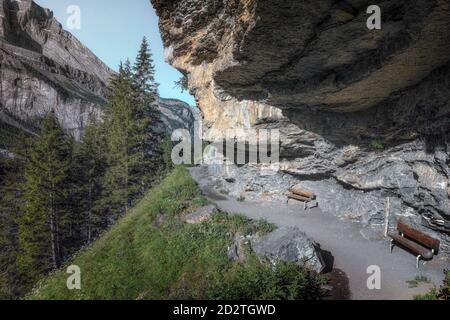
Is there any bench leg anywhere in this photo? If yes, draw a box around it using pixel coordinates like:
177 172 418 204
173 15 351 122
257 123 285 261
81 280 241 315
390 239 395 254
416 255 422 269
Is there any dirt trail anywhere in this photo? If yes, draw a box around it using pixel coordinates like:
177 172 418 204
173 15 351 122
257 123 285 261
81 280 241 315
189 167 447 300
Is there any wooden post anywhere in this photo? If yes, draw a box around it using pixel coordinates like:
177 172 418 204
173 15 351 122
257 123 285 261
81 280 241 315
384 197 390 237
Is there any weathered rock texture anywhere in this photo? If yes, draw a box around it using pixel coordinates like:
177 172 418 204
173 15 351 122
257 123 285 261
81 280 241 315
227 226 326 273
0 0 112 142
252 227 325 273
156 97 201 137
152 0 450 252
184 204 216 224
0 0 199 148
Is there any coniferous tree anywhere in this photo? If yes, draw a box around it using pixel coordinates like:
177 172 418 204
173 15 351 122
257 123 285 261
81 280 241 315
133 37 166 180
174 74 189 93
17 111 72 286
101 57 161 219
133 37 159 102
133 37 161 135
0 157 20 299
123 58 133 81
0 134 32 298
0 157 13 299
72 116 108 242
1 39 179 299
101 65 136 218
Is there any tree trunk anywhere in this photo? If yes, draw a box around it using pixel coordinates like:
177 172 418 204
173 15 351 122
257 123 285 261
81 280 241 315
88 184 93 243
49 187 61 269
49 211 58 269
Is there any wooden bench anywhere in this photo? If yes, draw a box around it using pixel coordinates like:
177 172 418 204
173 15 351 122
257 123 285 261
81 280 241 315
286 187 317 210
388 221 440 268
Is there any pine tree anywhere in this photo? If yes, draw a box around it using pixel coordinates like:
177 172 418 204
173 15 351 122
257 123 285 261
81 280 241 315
101 66 136 218
17 111 72 286
133 37 166 179
0 156 20 299
0 134 32 297
72 116 108 243
133 37 161 137
174 74 189 93
102 60 159 219
133 37 159 102
0 157 12 299
123 58 133 81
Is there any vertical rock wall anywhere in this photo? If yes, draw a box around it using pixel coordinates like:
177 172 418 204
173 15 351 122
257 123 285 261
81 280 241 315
0 0 112 141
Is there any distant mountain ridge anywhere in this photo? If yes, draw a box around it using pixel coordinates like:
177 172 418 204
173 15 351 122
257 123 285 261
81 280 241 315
0 0 197 149
0 0 112 143
156 97 200 137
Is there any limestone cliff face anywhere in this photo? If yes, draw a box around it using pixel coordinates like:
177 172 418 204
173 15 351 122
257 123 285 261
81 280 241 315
152 0 283 136
0 0 199 148
0 0 112 142
156 97 200 136
152 0 450 251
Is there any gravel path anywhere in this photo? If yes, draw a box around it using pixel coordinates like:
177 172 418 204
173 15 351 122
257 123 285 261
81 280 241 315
189 167 447 300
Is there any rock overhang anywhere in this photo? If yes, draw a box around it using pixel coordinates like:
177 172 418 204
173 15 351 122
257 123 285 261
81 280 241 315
154 0 450 113
151 0 450 251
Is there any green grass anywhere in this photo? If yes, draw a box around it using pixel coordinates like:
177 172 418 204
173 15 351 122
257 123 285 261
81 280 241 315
414 289 439 300
406 275 430 288
415 270 450 300
29 166 325 300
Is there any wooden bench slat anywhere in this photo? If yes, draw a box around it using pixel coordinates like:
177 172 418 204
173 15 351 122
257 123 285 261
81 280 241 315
398 221 440 252
388 232 434 260
289 188 316 200
286 193 310 202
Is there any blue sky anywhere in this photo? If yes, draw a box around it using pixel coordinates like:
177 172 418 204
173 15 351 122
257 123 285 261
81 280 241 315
35 0 195 105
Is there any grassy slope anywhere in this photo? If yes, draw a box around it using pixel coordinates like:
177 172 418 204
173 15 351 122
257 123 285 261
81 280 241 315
29 166 325 300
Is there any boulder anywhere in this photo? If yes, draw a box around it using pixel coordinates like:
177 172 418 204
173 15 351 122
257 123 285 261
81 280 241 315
251 227 325 273
227 233 251 262
184 205 216 224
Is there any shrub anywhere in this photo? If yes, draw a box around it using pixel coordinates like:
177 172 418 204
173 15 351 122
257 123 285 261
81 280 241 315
371 140 385 150
437 270 450 300
415 270 450 300
208 257 326 300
